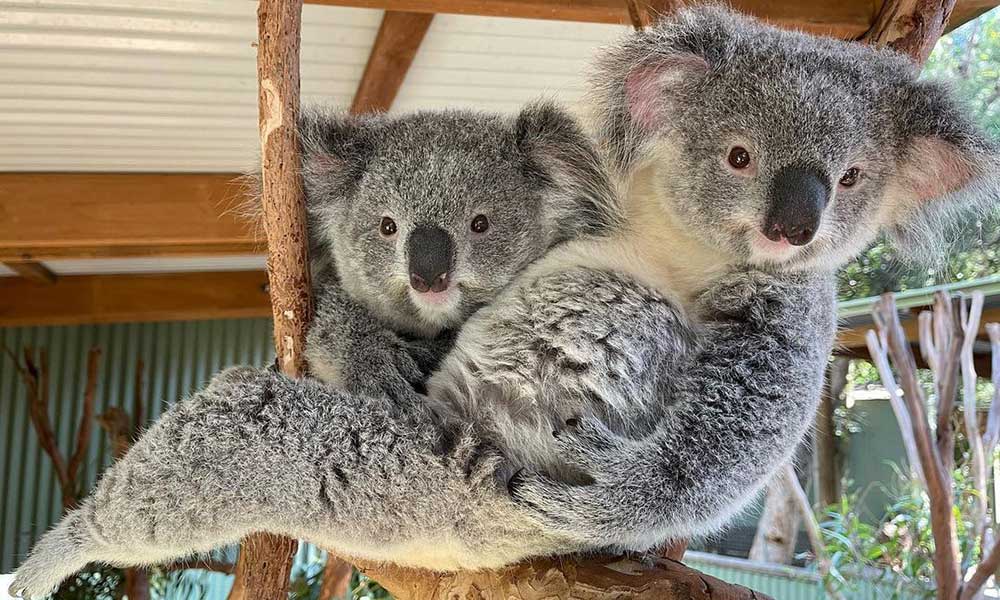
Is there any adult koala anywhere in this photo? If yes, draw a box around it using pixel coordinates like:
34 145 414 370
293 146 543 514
12 7 999 597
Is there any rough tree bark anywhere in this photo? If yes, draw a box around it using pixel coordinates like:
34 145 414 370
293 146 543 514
749 468 801 565
354 555 766 600
227 0 309 598
861 0 959 63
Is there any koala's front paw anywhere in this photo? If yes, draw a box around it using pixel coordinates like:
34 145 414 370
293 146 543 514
341 333 428 402
698 269 790 322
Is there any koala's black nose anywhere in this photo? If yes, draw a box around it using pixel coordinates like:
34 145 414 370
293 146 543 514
764 166 830 246
407 225 453 293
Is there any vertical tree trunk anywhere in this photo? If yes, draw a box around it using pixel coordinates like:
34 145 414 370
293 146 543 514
814 357 848 508
749 468 801 564
227 1 308 598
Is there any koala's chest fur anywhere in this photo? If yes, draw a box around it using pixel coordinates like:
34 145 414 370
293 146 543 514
425 224 708 478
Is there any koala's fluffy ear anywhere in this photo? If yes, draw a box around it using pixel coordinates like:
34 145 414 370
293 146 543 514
514 101 623 245
295 108 375 266
297 108 372 202
881 80 1000 262
587 11 715 174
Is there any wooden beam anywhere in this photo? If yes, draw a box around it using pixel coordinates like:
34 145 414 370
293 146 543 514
837 306 1000 349
309 0 881 38
0 173 261 260
3 261 57 285
0 271 271 326
351 11 434 114
307 0 996 38
862 0 960 63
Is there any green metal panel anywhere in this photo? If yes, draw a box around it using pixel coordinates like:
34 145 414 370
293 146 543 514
844 399 908 522
685 552 930 600
0 319 274 573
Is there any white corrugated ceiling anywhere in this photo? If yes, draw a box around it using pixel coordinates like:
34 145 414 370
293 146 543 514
0 0 628 173
0 1 626 276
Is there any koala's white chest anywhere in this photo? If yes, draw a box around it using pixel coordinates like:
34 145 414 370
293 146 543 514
425 243 694 477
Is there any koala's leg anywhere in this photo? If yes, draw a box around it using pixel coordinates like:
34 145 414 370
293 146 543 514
11 367 551 599
10 367 302 598
511 270 838 549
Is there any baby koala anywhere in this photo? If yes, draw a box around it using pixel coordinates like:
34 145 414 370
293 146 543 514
296 105 619 398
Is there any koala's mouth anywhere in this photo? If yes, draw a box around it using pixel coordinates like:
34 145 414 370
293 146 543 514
748 230 801 263
408 285 464 326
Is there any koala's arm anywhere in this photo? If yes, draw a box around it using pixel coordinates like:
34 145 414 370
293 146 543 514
511 270 837 549
9 368 568 599
307 269 451 398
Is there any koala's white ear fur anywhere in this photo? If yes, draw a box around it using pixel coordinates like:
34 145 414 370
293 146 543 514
624 54 710 133
882 127 999 262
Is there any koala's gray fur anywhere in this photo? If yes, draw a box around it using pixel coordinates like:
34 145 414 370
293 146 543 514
297 106 621 399
12 7 1000 597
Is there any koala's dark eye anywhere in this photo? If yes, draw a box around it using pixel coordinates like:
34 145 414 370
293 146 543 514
727 147 751 170
379 216 397 238
839 167 860 188
471 214 490 234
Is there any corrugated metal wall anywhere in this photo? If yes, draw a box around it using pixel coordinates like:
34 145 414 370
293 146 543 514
0 318 274 573
685 552 931 600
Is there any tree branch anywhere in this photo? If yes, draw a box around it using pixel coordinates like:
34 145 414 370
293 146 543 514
871 293 961 599
865 329 926 484
353 555 768 599
962 535 1000 600
959 292 988 550
67 347 101 497
985 323 1000 453
228 0 308 596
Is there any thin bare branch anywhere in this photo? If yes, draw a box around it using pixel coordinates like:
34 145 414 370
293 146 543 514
929 293 962 475
919 311 938 371
871 293 961 599
133 357 145 434
963 535 1000 600
98 406 133 461
960 292 988 548
984 323 1000 453
67 347 101 495
18 348 73 508
317 557 352 600
624 0 645 30
866 329 925 484
782 464 842 600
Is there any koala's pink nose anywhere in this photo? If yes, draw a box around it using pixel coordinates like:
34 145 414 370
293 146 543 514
409 272 450 294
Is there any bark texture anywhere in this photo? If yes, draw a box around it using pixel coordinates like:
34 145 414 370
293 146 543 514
355 556 770 600
861 0 959 63
228 0 308 597
814 357 848 507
